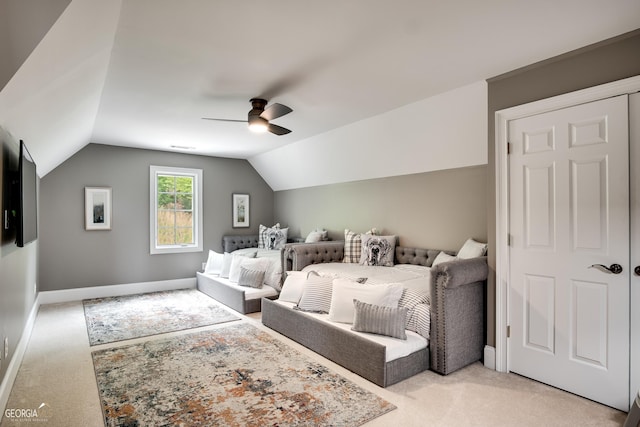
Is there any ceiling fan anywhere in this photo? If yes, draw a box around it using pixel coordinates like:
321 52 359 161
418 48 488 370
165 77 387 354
202 98 292 135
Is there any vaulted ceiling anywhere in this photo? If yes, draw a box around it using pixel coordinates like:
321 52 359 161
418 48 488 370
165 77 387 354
1 0 639 188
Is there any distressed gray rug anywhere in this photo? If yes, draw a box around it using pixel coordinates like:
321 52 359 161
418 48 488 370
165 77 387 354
92 322 395 426
83 288 239 345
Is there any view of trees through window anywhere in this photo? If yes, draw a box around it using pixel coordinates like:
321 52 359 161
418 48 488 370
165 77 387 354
157 174 194 246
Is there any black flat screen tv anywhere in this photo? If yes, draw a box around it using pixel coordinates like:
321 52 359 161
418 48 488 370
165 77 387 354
17 140 37 247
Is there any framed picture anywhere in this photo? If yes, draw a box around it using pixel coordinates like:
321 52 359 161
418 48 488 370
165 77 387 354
232 193 249 228
85 187 112 230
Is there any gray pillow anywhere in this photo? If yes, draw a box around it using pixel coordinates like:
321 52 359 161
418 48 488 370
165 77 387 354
351 299 408 340
295 274 333 313
238 267 265 288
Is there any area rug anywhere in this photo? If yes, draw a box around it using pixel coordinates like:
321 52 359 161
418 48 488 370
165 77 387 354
92 322 396 426
83 289 239 345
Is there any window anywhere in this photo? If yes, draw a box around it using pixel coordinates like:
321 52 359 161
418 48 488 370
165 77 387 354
150 166 203 254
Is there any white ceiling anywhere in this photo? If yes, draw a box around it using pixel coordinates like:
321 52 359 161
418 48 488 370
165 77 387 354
1 0 639 183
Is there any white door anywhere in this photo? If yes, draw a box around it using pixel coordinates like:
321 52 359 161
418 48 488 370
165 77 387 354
508 95 630 410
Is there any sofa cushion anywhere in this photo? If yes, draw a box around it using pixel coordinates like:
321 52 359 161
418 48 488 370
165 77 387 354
329 278 403 323
352 299 408 340
258 223 288 250
238 267 266 288
457 238 487 259
278 271 307 303
360 235 396 267
295 273 334 313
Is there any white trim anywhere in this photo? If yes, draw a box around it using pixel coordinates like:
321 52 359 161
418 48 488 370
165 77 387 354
0 277 195 418
37 277 196 305
494 75 640 373
0 294 40 420
149 165 203 255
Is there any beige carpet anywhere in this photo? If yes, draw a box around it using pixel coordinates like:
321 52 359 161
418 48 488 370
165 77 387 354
1 298 628 427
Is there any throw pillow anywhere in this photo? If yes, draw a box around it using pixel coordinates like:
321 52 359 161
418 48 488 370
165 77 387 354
305 231 324 243
203 250 224 275
352 299 408 340
343 228 379 263
359 234 396 267
432 251 456 267
219 252 234 278
278 271 308 303
457 238 488 259
227 252 259 282
398 288 430 331
412 303 431 339
259 223 289 250
238 267 265 288
328 278 404 323
295 274 334 313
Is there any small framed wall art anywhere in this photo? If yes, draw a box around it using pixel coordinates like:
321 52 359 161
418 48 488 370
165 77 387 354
232 193 249 228
85 187 112 230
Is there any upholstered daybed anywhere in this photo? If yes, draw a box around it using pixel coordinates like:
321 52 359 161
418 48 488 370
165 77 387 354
261 240 488 387
196 235 281 314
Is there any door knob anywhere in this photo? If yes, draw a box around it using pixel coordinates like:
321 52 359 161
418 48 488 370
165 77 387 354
635 266 640 276
589 263 623 274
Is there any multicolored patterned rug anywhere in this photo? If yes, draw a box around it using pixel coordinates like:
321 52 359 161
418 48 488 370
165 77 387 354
92 323 396 426
83 289 239 345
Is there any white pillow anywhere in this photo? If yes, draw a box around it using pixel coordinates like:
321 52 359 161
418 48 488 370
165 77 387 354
224 251 256 280
432 251 456 266
262 258 283 291
229 255 266 283
219 252 234 278
328 278 404 324
278 271 308 303
204 250 224 275
305 231 324 243
457 238 488 259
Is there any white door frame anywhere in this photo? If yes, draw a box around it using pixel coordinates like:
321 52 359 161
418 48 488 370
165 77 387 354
495 75 640 403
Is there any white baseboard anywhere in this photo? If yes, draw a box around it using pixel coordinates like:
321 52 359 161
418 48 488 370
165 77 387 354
38 277 196 305
0 277 196 418
484 345 496 370
0 292 41 420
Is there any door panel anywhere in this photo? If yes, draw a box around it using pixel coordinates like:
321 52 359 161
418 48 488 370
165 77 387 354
508 95 629 410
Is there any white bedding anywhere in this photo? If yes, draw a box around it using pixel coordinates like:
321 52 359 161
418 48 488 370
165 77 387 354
274 300 428 362
198 273 279 300
232 248 283 289
301 262 432 293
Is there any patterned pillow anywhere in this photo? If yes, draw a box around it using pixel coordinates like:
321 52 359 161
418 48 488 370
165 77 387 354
258 223 288 250
399 288 430 331
409 303 431 340
295 274 334 313
343 228 379 263
359 235 396 267
351 299 408 340
238 267 265 288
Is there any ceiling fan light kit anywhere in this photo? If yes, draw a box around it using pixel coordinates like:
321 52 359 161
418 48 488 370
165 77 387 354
202 98 292 136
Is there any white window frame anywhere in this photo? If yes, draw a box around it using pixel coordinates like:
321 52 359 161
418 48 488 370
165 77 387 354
150 165 203 255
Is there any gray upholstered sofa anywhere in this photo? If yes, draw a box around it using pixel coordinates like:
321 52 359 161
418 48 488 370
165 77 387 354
197 235 280 314
261 241 488 387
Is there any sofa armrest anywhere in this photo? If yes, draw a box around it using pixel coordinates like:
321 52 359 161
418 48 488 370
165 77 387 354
284 241 344 271
429 256 488 375
430 256 488 289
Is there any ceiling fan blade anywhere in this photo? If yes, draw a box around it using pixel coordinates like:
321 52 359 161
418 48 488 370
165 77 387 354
267 123 292 136
201 118 247 123
260 103 292 121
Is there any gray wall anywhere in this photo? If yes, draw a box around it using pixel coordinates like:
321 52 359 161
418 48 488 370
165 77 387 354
0 130 38 390
274 165 487 252
485 28 640 346
39 144 274 291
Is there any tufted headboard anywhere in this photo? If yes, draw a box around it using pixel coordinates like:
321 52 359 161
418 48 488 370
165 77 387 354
222 235 259 252
394 247 454 267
